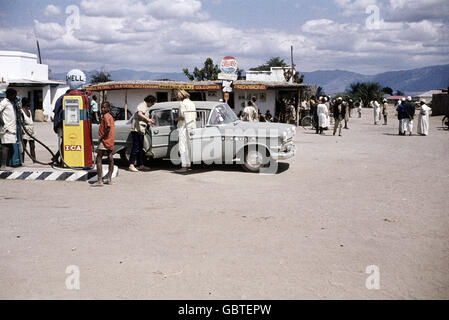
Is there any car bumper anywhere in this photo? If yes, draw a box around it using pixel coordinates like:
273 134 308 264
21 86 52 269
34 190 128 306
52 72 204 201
271 145 296 160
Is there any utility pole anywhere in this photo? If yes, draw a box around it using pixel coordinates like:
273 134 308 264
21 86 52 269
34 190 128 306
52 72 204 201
29 11 43 64
290 45 295 84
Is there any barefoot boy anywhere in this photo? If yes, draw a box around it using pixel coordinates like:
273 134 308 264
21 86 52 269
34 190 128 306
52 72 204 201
94 101 115 186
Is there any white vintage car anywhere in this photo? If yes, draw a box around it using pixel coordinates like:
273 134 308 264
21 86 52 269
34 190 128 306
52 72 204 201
93 101 296 172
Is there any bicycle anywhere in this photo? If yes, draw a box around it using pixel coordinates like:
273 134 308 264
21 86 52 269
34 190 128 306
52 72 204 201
300 109 317 130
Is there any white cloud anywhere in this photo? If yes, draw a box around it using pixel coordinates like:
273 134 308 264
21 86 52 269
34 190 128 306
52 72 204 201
1 0 448 75
388 0 449 22
44 4 61 16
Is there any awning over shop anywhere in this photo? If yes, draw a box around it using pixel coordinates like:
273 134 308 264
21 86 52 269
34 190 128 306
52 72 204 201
85 80 221 91
9 79 66 87
85 80 308 92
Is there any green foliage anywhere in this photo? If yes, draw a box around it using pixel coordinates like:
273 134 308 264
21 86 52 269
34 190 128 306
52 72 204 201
250 57 287 71
395 90 405 96
347 82 384 107
183 58 220 81
316 86 326 98
90 70 112 84
382 87 393 95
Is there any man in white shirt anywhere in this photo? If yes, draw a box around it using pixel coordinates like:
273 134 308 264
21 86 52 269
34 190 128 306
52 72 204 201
0 89 18 169
174 90 197 173
241 101 258 122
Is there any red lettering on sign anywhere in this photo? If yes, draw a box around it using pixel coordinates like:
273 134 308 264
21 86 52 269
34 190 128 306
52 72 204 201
65 145 82 151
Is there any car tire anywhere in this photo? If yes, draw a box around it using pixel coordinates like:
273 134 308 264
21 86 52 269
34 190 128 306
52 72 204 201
242 146 268 173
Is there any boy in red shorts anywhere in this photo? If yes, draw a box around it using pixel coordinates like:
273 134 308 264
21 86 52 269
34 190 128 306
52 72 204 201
93 101 115 187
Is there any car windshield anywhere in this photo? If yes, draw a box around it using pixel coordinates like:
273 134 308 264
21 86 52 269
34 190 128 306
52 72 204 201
208 104 239 125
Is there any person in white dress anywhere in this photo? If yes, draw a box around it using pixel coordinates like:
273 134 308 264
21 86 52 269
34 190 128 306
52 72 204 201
317 97 329 135
417 101 432 136
20 98 36 162
373 100 381 125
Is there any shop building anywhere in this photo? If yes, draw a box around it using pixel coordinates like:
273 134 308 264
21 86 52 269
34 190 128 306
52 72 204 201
0 51 67 119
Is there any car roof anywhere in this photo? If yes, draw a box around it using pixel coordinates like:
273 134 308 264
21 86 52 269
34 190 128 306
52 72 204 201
150 101 223 111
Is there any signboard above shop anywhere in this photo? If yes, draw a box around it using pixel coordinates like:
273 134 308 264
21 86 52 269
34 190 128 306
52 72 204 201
218 56 238 81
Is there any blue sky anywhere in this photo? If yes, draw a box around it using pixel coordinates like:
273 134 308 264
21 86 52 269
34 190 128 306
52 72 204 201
1 0 448 75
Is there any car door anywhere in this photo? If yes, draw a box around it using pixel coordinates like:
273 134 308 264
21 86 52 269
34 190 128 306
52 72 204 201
149 109 175 158
188 110 222 164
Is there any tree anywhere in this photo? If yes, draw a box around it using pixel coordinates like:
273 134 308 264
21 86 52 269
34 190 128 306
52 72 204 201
395 90 405 96
316 87 326 98
250 57 287 71
90 69 112 84
382 87 393 95
183 58 220 81
347 82 384 107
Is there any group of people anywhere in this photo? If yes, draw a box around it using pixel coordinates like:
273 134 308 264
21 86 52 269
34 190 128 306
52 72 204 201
395 96 432 136
0 88 37 169
370 99 389 126
307 95 352 136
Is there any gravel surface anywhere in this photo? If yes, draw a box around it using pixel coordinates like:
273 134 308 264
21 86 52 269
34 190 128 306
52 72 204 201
1 107 448 299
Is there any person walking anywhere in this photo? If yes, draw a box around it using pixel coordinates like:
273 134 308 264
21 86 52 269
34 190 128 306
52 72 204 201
382 99 389 125
333 97 345 136
357 100 363 118
93 101 115 187
0 89 17 169
20 97 36 162
317 97 329 135
404 96 416 136
417 100 432 136
129 95 156 172
174 90 197 173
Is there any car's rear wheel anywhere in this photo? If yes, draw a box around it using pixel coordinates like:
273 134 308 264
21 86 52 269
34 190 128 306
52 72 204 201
242 146 268 173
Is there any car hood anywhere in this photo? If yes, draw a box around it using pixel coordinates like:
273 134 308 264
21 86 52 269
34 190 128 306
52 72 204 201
221 121 295 138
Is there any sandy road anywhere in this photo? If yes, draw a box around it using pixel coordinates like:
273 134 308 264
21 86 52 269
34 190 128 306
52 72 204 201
0 108 448 299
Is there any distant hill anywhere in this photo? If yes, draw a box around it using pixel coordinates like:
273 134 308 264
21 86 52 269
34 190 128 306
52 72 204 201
50 64 449 96
302 64 449 95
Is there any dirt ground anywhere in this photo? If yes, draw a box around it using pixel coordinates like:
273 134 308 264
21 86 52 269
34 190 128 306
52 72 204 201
1 107 448 300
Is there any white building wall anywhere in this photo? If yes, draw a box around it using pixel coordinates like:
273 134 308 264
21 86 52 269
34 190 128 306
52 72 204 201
233 90 276 115
0 51 48 81
246 67 292 82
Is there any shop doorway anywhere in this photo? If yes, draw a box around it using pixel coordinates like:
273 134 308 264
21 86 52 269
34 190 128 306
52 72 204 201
33 90 43 110
156 92 169 103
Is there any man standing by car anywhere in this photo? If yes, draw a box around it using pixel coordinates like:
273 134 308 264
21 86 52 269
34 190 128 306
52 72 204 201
129 95 156 172
174 90 196 174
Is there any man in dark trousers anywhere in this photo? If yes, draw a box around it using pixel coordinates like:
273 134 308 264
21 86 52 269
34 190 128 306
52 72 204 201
403 96 416 136
333 97 346 136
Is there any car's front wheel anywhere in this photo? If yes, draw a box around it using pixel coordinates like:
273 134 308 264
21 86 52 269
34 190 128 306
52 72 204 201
242 146 269 173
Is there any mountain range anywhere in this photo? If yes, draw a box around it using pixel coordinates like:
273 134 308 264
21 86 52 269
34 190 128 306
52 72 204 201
50 64 449 96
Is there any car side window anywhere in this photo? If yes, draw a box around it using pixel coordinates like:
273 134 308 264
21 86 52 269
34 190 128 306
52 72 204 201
152 110 173 127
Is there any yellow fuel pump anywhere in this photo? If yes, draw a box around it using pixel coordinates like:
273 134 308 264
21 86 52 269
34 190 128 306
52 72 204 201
61 70 93 168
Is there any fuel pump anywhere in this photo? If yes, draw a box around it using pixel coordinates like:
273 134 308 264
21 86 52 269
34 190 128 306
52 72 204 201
60 69 93 169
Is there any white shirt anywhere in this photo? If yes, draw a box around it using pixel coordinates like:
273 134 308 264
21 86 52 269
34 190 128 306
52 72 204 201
0 98 17 135
178 99 197 129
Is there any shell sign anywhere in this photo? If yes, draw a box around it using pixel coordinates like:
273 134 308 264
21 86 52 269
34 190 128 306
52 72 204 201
220 56 238 74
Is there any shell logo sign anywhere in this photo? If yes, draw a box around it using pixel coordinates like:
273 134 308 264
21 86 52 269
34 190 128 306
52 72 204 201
220 56 238 74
